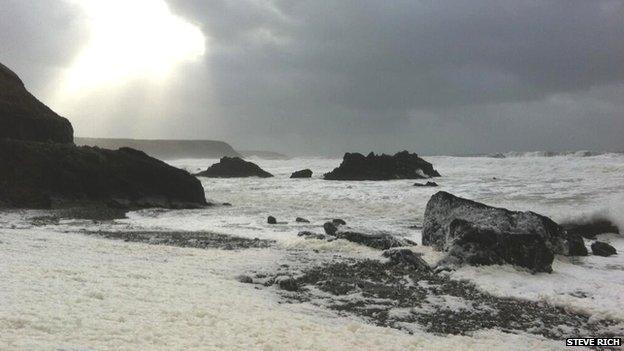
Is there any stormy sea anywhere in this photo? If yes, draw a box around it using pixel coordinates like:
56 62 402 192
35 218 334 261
1 152 623 350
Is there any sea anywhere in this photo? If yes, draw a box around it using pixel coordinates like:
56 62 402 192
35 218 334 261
1 152 623 350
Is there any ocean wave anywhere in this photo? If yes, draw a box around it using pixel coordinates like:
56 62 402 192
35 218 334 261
487 150 623 158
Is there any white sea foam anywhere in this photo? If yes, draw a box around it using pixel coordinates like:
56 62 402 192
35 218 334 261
1 154 624 349
1 228 566 351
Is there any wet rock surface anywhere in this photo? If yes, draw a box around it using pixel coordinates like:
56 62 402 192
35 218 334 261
290 169 313 178
83 230 274 250
422 191 588 272
320 220 416 249
195 157 273 178
324 151 440 180
253 252 622 340
592 241 617 257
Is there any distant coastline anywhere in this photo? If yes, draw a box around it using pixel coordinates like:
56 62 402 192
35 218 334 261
76 137 241 160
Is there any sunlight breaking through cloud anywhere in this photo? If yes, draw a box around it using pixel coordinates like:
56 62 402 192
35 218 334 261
59 0 206 94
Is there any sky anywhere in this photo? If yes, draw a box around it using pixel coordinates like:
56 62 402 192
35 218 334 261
1 0 623 155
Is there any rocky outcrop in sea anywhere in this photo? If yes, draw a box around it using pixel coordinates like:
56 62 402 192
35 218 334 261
195 157 273 178
324 151 440 180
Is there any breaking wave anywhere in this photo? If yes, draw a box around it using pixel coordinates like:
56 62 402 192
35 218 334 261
487 150 623 158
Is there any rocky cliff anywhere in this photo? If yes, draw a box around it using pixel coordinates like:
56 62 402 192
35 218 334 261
0 63 73 143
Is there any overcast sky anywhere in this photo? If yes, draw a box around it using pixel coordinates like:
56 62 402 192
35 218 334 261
1 0 623 155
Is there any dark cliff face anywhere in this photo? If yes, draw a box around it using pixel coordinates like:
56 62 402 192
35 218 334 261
0 139 207 209
0 63 73 143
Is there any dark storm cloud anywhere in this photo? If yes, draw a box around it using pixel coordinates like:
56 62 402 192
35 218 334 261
1 0 623 154
165 0 624 154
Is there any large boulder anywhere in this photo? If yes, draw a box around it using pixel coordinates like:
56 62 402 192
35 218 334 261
0 63 73 143
290 169 312 178
195 157 273 178
324 151 440 180
422 192 587 273
0 139 207 209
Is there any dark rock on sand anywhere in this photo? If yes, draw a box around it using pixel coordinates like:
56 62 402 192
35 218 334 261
298 231 329 240
277 277 299 292
561 218 620 239
422 191 587 272
414 181 438 187
324 151 440 180
267 216 277 224
290 169 312 178
0 63 73 143
322 221 415 249
323 221 340 235
295 217 310 223
335 231 416 250
299 231 336 242
195 157 273 178
237 275 254 283
332 219 347 225
382 249 431 271
0 139 207 209
591 241 617 257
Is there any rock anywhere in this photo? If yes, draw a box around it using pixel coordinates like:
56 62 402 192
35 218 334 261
382 249 431 271
277 277 299 292
414 181 438 187
324 151 441 180
267 216 277 224
290 169 312 178
295 217 310 223
297 231 328 240
323 221 339 235
322 220 412 249
591 241 617 257
236 275 253 283
566 234 589 256
0 63 207 210
0 63 73 143
561 218 620 239
0 140 207 209
437 219 555 273
332 219 347 225
195 157 273 178
422 191 587 273
334 231 417 250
